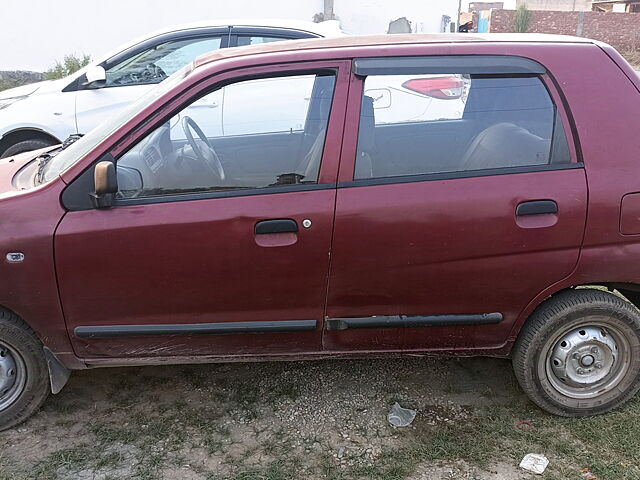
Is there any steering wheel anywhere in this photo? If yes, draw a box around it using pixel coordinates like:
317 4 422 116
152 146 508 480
181 116 225 181
141 63 166 82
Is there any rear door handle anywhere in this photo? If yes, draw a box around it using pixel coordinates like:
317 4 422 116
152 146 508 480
255 219 298 235
516 200 558 216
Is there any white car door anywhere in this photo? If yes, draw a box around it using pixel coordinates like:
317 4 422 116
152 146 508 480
75 35 226 134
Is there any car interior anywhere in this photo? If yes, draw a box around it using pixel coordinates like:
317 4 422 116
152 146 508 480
117 74 336 198
355 75 570 179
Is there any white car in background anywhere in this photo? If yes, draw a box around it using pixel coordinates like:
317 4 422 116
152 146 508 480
0 19 342 157
365 73 470 124
0 19 470 158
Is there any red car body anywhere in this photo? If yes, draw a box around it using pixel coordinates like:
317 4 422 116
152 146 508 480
1 33 640 375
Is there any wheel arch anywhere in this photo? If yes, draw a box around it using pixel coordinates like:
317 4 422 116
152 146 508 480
0 128 60 157
510 282 640 348
0 302 83 371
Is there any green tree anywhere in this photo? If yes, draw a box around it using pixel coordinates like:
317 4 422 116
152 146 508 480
44 54 92 80
514 4 531 33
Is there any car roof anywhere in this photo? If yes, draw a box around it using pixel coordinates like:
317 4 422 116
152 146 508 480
194 32 595 68
92 19 341 68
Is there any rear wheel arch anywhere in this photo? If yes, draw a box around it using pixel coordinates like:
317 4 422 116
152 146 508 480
512 283 640 345
0 129 60 158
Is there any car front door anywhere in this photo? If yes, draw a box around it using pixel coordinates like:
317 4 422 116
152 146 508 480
74 30 229 135
55 61 349 359
323 55 587 353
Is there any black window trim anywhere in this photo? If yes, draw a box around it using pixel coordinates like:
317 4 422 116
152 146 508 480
228 26 321 48
353 55 547 76
113 182 338 207
338 163 584 189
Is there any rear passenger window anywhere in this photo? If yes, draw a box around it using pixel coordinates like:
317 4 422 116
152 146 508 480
354 73 571 180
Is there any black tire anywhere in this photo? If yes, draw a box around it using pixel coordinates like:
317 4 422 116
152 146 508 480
513 289 640 416
0 310 49 431
0 138 57 159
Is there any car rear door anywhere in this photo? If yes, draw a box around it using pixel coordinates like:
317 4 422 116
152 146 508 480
55 61 349 359
323 55 587 353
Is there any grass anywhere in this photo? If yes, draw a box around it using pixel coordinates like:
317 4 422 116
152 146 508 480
342 398 640 480
1 360 640 479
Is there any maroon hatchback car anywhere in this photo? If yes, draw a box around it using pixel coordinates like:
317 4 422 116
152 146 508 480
1 33 640 430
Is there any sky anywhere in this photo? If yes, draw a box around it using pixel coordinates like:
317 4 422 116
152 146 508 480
0 0 517 72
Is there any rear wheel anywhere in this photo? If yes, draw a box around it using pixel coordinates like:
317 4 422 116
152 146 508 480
0 138 57 158
0 311 49 431
513 289 640 416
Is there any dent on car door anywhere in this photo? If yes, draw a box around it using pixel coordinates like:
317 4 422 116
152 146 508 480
324 56 587 353
74 35 227 135
55 62 349 359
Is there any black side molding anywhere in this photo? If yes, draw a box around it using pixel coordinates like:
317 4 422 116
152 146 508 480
516 200 558 216
325 313 503 331
75 320 317 339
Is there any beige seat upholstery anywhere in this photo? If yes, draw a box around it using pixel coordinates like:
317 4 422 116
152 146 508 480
460 122 551 171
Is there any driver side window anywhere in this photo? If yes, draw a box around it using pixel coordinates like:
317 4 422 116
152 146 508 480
105 37 223 87
116 73 336 199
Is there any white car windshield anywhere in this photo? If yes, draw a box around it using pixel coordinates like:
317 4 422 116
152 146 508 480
41 64 193 183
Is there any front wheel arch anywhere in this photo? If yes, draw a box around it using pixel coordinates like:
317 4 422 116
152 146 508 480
0 129 60 158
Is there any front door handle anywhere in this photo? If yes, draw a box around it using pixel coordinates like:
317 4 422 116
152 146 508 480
255 219 298 235
516 200 558 216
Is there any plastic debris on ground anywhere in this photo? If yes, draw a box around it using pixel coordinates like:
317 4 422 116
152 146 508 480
515 420 534 431
580 468 597 480
519 454 549 475
387 402 417 427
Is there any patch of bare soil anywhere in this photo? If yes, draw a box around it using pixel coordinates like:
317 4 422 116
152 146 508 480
0 356 579 479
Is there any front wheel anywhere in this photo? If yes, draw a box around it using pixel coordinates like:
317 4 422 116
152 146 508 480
0 138 57 158
0 310 49 431
513 289 640 416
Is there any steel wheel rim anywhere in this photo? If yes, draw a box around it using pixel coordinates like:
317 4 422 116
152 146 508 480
0 341 27 411
542 320 631 399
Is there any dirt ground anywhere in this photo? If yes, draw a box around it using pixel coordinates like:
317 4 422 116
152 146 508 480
1 356 639 480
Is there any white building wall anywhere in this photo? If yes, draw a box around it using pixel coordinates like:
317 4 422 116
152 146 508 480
335 0 460 34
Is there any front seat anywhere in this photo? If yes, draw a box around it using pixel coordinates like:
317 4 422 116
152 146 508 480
460 122 551 171
300 95 376 180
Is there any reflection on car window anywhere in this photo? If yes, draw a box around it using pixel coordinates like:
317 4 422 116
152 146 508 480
354 73 570 180
116 73 336 199
105 37 222 87
40 65 193 183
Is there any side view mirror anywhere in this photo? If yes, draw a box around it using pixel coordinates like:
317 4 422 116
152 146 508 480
82 65 106 88
91 161 117 208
